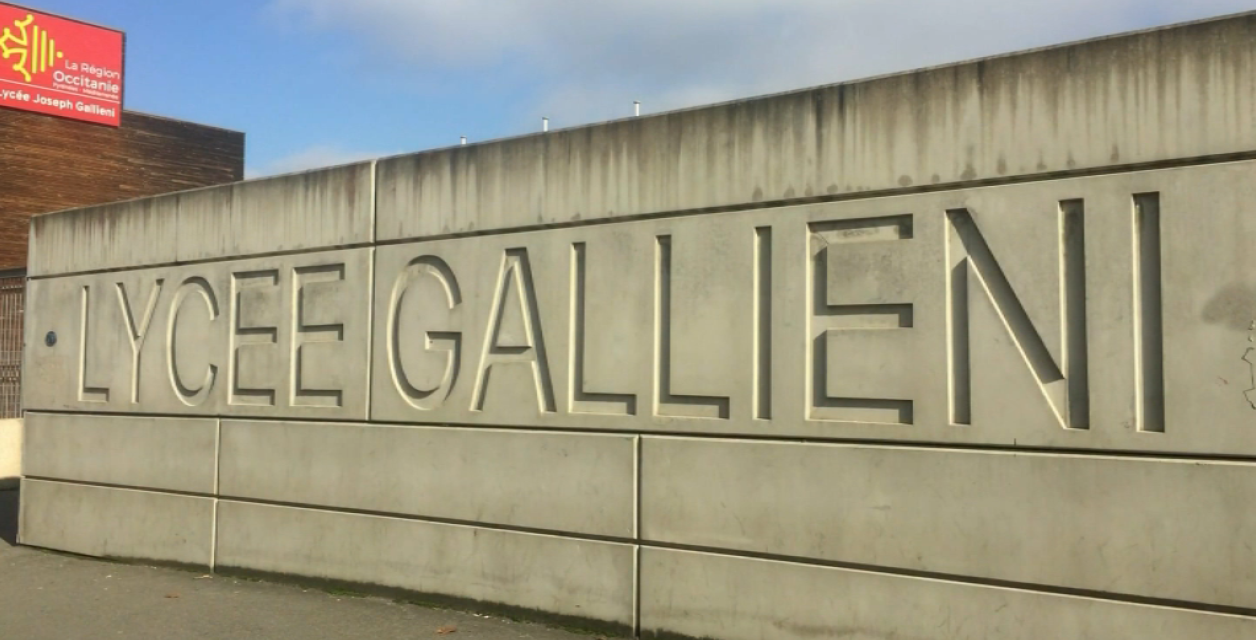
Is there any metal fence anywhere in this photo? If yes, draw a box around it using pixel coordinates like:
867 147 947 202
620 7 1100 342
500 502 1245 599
0 272 23 419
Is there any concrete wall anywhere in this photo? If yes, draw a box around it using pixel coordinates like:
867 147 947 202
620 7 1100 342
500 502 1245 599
18 12 1256 639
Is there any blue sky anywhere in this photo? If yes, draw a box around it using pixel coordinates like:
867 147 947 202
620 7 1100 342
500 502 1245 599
19 0 1256 177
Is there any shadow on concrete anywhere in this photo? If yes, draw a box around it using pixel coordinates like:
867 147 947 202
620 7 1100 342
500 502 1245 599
0 486 18 546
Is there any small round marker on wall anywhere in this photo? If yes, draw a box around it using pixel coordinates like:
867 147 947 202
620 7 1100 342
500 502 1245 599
44 331 56 347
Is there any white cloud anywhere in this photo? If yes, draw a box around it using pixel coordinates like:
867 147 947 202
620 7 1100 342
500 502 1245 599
246 145 394 178
270 0 1255 126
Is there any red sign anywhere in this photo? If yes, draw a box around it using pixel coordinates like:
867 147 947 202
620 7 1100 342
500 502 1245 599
0 2 123 126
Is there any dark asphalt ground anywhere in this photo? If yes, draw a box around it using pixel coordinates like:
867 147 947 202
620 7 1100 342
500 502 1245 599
0 489 612 640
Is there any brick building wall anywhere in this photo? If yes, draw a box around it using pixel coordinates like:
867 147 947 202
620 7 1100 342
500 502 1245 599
0 108 244 268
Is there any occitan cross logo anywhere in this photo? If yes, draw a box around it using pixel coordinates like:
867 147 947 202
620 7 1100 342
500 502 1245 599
0 13 64 83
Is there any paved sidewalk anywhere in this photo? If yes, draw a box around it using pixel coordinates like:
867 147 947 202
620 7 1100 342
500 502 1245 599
0 490 613 640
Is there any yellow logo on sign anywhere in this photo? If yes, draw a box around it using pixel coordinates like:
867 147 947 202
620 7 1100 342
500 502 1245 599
0 14 64 83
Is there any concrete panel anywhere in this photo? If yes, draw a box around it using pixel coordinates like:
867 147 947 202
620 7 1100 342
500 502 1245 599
23 413 217 494
177 163 374 263
171 185 232 264
28 194 179 277
19 480 213 567
214 501 634 628
29 163 374 278
219 421 633 537
378 13 1256 242
24 248 371 420
0 418 19 488
642 437 1256 609
639 548 1256 640
372 159 1256 456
